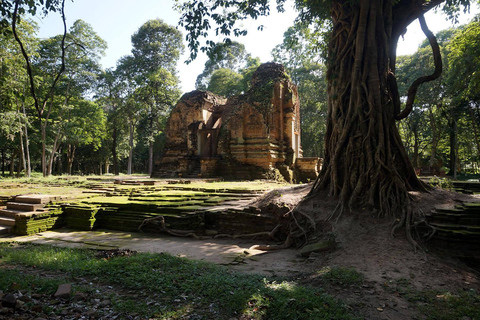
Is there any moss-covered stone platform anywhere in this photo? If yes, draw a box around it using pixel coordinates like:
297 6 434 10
426 202 480 258
4 181 284 238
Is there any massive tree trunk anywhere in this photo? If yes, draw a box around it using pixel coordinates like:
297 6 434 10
308 0 440 246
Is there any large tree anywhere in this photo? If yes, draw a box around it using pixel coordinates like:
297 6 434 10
178 0 473 248
272 22 328 158
129 19 183 175
195 41 250 90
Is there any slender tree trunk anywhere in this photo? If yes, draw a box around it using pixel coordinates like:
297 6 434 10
18 131 26 178
47 129 63 176
449 108 458 179
429 107 439 170
412 127 420 168
10 150 16 176
22 101 31 177
469 107 480 161
128 121 134 175
112 126 119 175
1 149 5 176
67 144 76 175
41 123 48 176
148 141 154 176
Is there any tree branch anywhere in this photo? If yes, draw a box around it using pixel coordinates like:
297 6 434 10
12 0 67 119
395 14 442 121
12 0 38 114
44 0 67 120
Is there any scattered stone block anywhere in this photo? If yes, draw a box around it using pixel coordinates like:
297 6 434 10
15 299 25 309
72 291 87 302
1 293 16 308
54 283 72 299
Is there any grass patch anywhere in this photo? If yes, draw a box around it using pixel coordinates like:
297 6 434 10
383 277 480 319
416 289 480 320
0 268 67 294
0 243 356 319
316 266 364 287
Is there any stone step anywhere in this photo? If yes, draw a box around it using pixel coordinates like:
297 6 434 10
0 216 15 227
0 208 22 218
6 202 45 212
15 194 51 204
0 225 11 235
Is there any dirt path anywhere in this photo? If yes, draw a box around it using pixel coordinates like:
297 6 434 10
0 229 309 277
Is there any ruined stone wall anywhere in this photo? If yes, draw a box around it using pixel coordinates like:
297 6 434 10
154 63 317 181
158 91 226 170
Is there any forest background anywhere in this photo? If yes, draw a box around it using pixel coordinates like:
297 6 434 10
1 0 480 179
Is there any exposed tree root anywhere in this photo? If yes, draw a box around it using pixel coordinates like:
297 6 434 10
250 234 292 251
139 216 280 242
138 216 210 240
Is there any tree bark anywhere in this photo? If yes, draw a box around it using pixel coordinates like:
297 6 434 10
41 123 47 176
413 126 420 168
309 0 431 241
47 128 63 176
112 126 119 175
18 130 26 178
128 122 134 175
428 107 440 170
22 100 31 177
67 144 76 175
9 150 16 177
1 149 5 176
148 141 154 176
469 106 480 162
449 108 458 179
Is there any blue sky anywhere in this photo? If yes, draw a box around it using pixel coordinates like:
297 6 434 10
34 0 479 93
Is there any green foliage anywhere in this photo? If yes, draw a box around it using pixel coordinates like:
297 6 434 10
207 68 244 96
131 18 183 74
447 16 480 104
272 22 327 157
176 0 287 62
195 41 250 90
396 17 480 175
0 243 356 319
429 176 454 189
316 266 364 287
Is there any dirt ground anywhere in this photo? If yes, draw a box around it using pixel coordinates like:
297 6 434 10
2 184 480 320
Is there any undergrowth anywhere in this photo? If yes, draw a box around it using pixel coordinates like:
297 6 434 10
0 242 356 319
383 277 480 320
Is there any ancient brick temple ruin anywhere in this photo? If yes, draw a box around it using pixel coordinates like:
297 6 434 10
153 63 321 182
